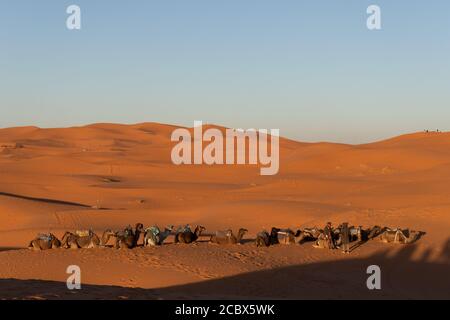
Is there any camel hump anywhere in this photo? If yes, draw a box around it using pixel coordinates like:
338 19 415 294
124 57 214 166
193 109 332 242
37 233 53 242
146 226 161 236
277 228 294 235
177 225 191 233
215 230 232 238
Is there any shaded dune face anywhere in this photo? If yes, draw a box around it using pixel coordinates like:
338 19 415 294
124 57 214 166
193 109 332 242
0 123 449 299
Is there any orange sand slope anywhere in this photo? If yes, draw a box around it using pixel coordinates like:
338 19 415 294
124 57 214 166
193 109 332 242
0 123 449 299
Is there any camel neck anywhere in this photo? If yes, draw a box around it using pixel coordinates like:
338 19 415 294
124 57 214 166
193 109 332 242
193 227 202 240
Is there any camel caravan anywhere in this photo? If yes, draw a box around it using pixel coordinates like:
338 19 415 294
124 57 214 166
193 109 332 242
28 221 424 253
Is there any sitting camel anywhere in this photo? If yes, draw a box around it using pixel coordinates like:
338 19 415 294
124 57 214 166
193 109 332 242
379 228 422 244
114 223 144 249
144 225 174 246
277 228 299 245
174 225 205 244
297 227 323 244
312 232 334 249
210 228 248 245
367 225 383 240
28 233 61 250
352 226 371 242
61 230 101 249
255 227 280 247
99 229 116 247
333 225 363 247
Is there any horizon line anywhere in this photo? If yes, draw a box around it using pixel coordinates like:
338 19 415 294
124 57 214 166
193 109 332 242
0 121 447 147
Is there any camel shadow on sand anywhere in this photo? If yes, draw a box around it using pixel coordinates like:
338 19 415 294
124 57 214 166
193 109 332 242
1 239 449 300
0 247 18 252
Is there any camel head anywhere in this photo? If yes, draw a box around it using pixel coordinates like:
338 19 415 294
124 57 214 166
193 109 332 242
166 225 174 232
294 229 302 237
237 228 248 241
238 228 248 236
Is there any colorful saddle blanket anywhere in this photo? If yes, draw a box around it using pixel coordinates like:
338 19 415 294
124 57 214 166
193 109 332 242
146 226 161 237
37 233 53 242
177 225 192 233
75 230 92 237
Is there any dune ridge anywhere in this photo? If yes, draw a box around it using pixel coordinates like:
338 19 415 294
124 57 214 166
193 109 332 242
0 122 449 299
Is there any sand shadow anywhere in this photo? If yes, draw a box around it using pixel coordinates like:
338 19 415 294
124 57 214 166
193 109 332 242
0 191 112 210
1 239 449 300
0 191 91 208
0 247 21 252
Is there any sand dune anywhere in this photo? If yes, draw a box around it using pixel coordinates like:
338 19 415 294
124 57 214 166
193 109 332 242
0 123 449 299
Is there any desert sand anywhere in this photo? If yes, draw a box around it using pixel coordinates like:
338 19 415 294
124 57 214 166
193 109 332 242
0 123 449 299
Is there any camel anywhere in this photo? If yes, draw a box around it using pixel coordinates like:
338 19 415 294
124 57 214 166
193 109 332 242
144 225 174 246
174 225 205 244
210 229 232 244
210 228 248 245
114 223 144 249
255 227 280 247
28 233 61 250
297 227 323 244
175 225 191 234
367 225 383 240
312 233 335 249
333 225 363 247
379 228 422 244
276 229 299 245
61 230 101 249
302 225 338 249
99 229 116 246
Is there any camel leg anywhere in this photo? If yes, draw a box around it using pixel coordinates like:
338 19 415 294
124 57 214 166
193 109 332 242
313 239 325 249
30 241 41 251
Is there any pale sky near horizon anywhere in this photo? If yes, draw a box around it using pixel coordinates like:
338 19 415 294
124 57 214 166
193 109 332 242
1 1 449 143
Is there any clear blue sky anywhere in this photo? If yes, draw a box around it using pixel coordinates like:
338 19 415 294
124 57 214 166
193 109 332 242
1 1 449 143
